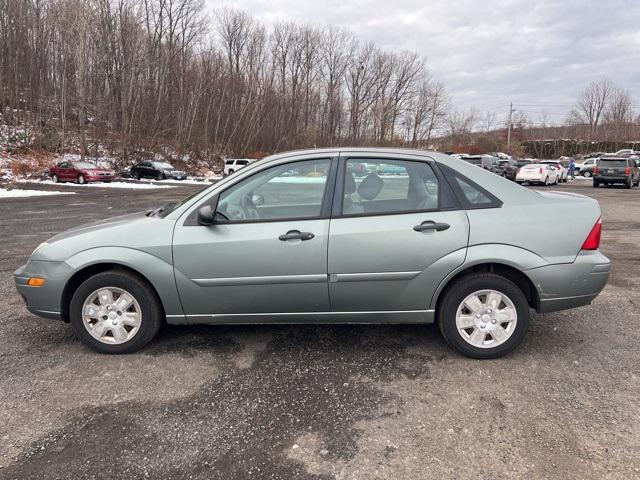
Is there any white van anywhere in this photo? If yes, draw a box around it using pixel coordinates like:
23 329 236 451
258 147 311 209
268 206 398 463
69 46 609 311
223 159 254 176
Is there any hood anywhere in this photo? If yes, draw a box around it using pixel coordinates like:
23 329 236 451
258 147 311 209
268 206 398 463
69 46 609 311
31 212 174 262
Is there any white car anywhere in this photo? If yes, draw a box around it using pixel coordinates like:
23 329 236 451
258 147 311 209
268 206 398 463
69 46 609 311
575 158 598 177
540 160 568 182
223 158 255 176
516 163 559 186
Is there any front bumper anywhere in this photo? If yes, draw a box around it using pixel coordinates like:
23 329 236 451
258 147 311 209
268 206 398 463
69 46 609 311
14 261 74 321
525 250 610 313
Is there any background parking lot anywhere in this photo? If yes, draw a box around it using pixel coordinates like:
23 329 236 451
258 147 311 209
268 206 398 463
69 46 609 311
1 180 639 479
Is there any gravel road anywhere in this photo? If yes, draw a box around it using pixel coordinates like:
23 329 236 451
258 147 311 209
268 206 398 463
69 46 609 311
0 179 638 479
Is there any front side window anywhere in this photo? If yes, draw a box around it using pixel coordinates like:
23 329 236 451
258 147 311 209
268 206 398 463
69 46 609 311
217 159 331 222
342 159 442 215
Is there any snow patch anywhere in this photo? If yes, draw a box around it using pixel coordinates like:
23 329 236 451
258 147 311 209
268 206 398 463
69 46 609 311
0 188 76 198
17 180 175 190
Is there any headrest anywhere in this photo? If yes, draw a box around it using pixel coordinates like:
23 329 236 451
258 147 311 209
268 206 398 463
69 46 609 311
345 172 357 194
357 174 383 201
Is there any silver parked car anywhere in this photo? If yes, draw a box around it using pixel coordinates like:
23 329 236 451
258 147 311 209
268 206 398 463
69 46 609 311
14 148 610 359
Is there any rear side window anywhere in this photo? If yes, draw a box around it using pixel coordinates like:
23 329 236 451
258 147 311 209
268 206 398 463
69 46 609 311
342 158 455 216
237 160 249 166
225 160 234 165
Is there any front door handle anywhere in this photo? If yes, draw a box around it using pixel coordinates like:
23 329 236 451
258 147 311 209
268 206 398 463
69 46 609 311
413 221 450 232
279 230 315 241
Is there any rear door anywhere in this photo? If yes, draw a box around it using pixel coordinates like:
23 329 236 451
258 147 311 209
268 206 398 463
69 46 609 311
327 153 469 314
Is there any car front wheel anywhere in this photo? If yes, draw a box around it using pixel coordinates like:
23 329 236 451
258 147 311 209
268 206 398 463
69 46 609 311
438 273 530 359
69 270 163 353
583 171 591 178
77 174 86 184
52 174 59 183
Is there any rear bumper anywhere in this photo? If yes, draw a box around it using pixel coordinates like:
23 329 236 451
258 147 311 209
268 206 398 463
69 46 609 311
516 175 544 182
594 175 629 183
525 250 610 313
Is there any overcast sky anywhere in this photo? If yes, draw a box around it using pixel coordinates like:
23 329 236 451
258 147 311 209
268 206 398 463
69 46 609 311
215 0 640 126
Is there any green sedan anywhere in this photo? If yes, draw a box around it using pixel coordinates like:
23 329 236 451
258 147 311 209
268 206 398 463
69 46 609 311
14 148 610 358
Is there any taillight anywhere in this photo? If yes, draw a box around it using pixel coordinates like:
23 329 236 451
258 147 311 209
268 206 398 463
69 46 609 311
581 217 602 250
539 167 543 174
625 167 631 175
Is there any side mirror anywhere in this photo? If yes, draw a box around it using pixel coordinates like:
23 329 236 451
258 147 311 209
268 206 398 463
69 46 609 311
197 205 215 226
252 194 265 206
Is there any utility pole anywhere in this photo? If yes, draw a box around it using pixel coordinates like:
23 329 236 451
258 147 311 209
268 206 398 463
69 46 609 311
506 102 515 151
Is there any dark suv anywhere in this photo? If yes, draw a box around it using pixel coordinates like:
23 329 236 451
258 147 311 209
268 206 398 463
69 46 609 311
499 158 519 181
461 155 505 177
593 156 639 189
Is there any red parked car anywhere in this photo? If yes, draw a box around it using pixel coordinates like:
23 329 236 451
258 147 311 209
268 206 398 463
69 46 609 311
49 161 115 184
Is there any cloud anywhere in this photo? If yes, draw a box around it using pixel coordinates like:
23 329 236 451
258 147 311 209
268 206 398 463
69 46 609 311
213 0 640 122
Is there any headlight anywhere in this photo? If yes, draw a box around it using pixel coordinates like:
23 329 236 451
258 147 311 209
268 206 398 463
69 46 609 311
33 242 49 254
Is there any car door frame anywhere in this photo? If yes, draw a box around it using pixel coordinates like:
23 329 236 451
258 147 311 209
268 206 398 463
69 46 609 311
170 152 340 323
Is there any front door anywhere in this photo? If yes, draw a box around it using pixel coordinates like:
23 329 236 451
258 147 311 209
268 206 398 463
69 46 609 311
328 154 470 315
173 156 335 321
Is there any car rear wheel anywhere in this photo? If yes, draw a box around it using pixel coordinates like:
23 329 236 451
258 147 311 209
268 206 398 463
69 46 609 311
52 174 59 183
583 171 591 178
77 174 86 184
156 172 164 180
438 273 530 359
69 270 163 353
133 172 140 180
593 181 599 188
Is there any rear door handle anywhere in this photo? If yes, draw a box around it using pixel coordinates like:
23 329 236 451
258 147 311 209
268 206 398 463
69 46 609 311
413 221 450 232
279 230 315 241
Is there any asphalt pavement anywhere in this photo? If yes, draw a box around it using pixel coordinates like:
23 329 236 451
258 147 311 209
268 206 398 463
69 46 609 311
0 178 639 479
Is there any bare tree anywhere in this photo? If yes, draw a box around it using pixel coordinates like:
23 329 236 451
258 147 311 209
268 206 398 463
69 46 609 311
573 78 614 141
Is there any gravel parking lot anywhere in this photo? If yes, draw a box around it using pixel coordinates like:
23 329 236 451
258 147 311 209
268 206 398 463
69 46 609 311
1 179 639 479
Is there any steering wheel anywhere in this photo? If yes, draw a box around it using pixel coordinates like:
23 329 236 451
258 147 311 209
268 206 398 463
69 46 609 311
240 194 260 220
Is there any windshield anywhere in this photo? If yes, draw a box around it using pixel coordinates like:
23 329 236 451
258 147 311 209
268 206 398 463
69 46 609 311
74 162 98 169
156 185 210 218
154 162 175 170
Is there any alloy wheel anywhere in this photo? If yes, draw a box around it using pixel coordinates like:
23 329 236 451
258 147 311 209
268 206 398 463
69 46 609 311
81 287 142 344
455 289 518 349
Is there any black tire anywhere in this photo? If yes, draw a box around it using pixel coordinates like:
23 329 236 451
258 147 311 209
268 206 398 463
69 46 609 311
77 174 86 184
52 174 59 183
69 270 163 354
583 171 591 178
625 178 632 189
437 273 530 359
133 171 140 180
156 171 164 180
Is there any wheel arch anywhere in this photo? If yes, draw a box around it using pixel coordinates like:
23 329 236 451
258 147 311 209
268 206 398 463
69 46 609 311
60 263 162 322
60 247 183 322
429 244 547 313
433 263 540 315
